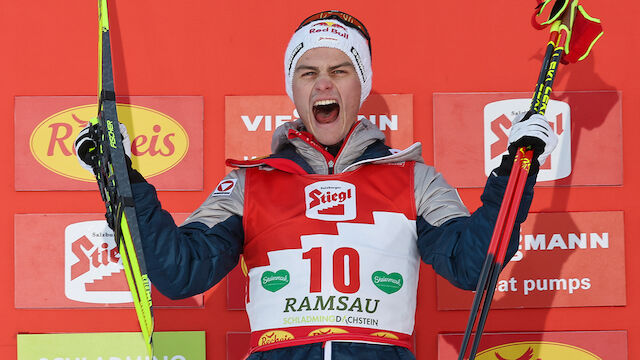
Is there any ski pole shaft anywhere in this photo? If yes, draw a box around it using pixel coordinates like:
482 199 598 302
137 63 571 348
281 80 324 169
467 148 533 359
531 25 560 115
457 146 525 359
457 145 530 360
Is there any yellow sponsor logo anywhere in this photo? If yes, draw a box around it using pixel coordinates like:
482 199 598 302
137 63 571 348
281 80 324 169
308 327 349 336
370 331 399 340
29 104 189 182
257 330 294 346
476 341 601 360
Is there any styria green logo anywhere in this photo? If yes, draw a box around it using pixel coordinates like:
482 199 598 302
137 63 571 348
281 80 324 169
372 271 403 294
262 270 290 292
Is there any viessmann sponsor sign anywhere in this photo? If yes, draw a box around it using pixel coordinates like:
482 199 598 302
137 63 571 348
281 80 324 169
438 331 627 359
14 213 203 308
433 91 622 187
15 96 203 191
225 94 414 162
437 211 626 310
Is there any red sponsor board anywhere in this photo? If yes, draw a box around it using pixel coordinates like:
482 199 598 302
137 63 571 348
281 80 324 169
433 91 622 187
15 96 203 191
437 211 625 310
14 213 203 308
227 332 251 360
225 94 414 162
438 331 627 360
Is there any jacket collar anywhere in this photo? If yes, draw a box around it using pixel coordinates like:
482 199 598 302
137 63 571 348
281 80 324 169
228 118 424 174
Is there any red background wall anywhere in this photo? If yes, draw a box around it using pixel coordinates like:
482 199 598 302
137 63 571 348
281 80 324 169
1 0 634 359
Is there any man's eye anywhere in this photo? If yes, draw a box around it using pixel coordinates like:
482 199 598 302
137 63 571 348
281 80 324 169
301 71 315 77
333 68 352 75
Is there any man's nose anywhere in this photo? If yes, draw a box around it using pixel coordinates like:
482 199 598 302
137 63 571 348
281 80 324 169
314 74 334 91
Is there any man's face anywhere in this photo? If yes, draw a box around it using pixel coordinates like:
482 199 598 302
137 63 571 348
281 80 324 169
292 47 362 146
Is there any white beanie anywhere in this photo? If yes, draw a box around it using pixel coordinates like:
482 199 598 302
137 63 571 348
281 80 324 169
284 18 373 107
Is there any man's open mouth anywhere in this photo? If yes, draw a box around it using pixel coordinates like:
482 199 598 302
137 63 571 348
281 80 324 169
313 99 340 124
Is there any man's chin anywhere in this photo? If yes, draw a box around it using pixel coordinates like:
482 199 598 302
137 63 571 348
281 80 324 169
313 132 345 146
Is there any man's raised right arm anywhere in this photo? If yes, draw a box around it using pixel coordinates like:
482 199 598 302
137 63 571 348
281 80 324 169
131 169 246 300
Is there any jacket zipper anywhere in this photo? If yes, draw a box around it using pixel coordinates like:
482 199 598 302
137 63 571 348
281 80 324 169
287 129 336 174
327 160 335 174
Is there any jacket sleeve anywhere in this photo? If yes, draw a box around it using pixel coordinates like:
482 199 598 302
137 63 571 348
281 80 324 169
131 169 246 300
414 163 536 290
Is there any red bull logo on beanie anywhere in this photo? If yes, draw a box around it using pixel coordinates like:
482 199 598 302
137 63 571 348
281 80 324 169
310 21 349 40
305 181 356 221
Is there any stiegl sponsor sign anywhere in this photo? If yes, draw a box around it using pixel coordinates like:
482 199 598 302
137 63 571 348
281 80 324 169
15 213 203 309
484 98 571 181
434 91 623 187
65 220 132 303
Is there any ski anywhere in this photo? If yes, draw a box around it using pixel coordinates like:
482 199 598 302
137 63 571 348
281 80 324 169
88 0 154 354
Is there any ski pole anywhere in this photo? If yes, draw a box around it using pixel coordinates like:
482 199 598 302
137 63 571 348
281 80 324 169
458 1 603 356
457 15 567 360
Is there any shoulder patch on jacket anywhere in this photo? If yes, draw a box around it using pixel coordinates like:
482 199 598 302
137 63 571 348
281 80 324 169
212 179 237 197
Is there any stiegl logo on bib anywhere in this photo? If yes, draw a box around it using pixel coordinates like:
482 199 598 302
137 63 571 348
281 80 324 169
305 181 356 221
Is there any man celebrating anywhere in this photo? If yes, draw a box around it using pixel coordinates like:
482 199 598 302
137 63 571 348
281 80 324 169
77 10 556 360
